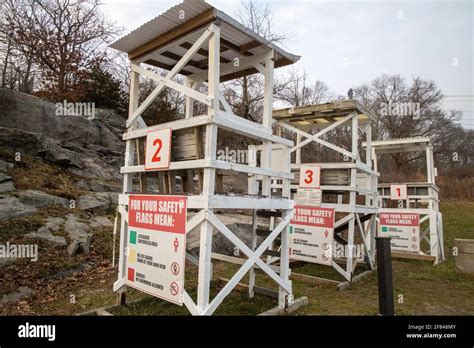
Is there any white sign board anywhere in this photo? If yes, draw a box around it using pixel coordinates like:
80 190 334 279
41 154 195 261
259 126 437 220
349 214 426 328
289 206 335 265
299 166 321 188
379 210 420 253
126 195 187 305
296 188 322 206
145 128 172 170
390 184 407 200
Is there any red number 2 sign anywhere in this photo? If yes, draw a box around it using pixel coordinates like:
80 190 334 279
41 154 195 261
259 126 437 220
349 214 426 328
152 138 163 163
299 166 320 188
145 129 172 170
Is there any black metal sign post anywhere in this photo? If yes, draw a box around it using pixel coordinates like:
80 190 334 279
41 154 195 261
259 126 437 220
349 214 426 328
376 236 395 315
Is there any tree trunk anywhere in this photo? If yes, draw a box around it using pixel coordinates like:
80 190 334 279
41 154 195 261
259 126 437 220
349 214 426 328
2 37 12 88
20 57 33 93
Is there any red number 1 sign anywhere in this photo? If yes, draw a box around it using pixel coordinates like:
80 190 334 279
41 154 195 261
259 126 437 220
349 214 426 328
299 166 321 188
145 129 172 170
390 184 407 200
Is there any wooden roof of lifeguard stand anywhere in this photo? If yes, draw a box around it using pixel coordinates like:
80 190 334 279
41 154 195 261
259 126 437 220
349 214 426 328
110 0 300 82
273 99 378 131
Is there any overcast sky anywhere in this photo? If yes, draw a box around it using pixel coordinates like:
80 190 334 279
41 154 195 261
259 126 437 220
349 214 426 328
102 0 474 129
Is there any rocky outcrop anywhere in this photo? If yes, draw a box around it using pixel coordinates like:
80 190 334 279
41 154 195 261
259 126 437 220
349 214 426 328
0 196 37 220
0 286 35 305
90 216 113 228
18 190 69 209
64 214 92 256
27 217 67 246
78 192 118 212
0 88 125 185
0 87 124 153
186 213 259 257
0 160 14 172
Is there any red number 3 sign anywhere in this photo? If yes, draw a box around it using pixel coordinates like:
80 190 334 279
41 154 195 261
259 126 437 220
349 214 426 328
299 166 321 188
145 128 172 170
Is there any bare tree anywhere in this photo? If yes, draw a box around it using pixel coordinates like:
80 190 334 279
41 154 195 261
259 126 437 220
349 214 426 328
353 74 472 183
277 67 330 107
222 0 290 123
1 0 118 98
237 0 287 45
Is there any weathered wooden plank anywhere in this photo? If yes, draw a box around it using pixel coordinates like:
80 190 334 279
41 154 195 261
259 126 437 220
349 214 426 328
263 249 280 257
129 9 216 60
391 251 436 261
290 272 342 287
256 210 283 218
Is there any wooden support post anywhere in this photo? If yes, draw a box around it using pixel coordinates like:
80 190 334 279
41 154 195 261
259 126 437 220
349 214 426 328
248 209 258 298
115 65 139 302
135 138 147 192
346 114 359 280
185 78 196 194
197 24 220 312
296 134 302 164
426 145 432 184
261 50 274 197
157 172 166 193
168 172 177 194
365 123 376 259
430 146 436 185
279 209 291 308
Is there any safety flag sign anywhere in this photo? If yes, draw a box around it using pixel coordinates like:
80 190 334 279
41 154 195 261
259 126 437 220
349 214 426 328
379 211 420 253
289 205 335 266
126 195 187 305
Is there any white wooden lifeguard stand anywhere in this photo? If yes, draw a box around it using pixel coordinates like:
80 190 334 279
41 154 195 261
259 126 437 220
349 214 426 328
364 137 445 263
110 0 303 315
251 100 380 283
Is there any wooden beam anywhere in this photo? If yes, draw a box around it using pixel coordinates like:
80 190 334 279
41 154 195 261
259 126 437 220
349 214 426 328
190 50 270 82
239 40 262 52
213 110 293 147
180 42 231 66
121 159 211 174
131 64 212 107
220 67 259 82
278 120 355 160
291 112 357 153
129 9 216 60
221 38 252 57
123 114 212 141
391 251 436 261
160 51 204 69
145 59 193 75
290 272 341 287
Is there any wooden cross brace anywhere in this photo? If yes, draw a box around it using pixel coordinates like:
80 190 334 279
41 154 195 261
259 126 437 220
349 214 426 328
181 209 293 315
278 112 357 160
126 23 217 129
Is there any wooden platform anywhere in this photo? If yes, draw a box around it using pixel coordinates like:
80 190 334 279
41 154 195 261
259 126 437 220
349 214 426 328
273 99 377 130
